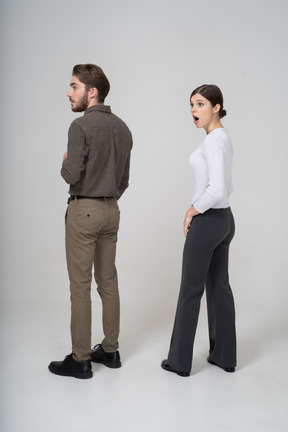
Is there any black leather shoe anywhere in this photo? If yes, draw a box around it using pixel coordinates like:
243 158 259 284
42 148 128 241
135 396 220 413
207 356 235 373
161 360 190 377
91 344 121 368
48 353 93 379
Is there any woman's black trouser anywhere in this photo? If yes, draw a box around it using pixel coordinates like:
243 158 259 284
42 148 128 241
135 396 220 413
167 207 236 373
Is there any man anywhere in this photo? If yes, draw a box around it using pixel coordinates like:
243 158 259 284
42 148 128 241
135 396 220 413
49 64 132 379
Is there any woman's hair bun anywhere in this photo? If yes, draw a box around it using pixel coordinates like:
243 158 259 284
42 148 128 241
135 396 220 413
220 108 227 119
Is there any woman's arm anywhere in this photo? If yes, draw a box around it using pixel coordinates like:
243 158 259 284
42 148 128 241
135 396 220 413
192 136 226 214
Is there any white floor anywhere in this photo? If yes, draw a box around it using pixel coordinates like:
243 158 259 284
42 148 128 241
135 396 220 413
1 298 287 432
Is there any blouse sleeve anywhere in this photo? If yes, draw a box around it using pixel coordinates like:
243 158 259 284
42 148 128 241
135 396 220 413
193 134 226 213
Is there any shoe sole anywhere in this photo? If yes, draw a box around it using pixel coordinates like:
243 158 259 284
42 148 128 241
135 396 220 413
48 365 93 379
90 359 121 368
207 358 235 373
161 361 189 377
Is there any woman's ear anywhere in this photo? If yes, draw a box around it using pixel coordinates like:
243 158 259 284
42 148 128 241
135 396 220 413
213 104 221 114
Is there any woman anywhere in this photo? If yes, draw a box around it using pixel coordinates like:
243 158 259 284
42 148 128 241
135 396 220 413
161 84 236 376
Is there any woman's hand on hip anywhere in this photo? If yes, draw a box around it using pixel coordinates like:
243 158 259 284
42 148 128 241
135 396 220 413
183 206 200 237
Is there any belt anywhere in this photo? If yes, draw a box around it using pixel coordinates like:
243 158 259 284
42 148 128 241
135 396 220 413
68 195 115 204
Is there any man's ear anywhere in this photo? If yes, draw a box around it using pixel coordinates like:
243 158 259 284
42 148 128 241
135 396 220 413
89 87 99 100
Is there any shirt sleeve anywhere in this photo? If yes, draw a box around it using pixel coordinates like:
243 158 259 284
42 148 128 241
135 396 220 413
61 122 89 186
193 135 226 213
118 149 131 199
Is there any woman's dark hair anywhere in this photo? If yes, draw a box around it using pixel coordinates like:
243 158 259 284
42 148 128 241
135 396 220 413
190 84 227 118
72 64 110 103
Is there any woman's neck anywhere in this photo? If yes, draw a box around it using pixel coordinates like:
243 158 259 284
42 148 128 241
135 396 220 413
205 119 223 134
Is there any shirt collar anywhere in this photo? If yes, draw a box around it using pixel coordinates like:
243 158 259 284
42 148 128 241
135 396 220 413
84 105 111 115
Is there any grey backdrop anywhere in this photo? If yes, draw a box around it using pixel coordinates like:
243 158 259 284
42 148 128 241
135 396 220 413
0 0 287 382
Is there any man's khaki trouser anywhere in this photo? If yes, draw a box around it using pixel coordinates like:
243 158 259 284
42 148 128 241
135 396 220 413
65 197 120 362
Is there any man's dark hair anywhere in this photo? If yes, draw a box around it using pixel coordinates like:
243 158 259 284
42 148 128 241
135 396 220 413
72 64 110 103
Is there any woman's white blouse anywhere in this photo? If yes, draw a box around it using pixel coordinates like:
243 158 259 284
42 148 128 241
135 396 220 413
188 128 233 214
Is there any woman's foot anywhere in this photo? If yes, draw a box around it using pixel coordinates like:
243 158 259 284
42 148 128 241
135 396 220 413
207 356 235 373
161 360 190 377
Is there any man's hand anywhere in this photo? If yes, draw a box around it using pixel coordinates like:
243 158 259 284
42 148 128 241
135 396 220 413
63 152 68 161
183 206 200 237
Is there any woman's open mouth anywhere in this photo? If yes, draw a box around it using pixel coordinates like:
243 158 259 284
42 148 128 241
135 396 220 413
193 116 199 123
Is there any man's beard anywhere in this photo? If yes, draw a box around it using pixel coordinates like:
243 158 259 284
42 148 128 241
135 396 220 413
71 92 89 112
